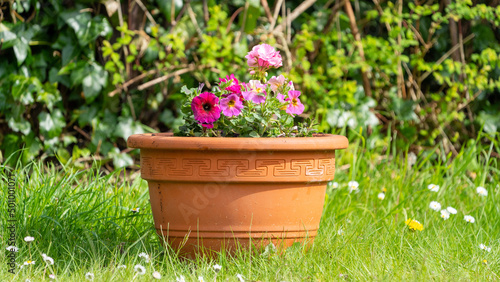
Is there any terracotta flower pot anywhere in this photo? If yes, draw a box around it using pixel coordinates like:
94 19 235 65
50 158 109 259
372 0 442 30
127 133 348 257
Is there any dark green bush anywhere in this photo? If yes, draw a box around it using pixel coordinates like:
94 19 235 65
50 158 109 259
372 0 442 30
0 0 499 167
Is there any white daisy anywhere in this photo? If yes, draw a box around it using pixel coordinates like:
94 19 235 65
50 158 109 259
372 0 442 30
427 184 439 192
479 244 491 252
337 229 344 236
440 209 450 220
377 192 385 200
176 275 186 282
49 274 56 280
42 254 54 265
23 260 35 265
134 264 146 275
152 271 162 279
198 276 205 282
476 186 488 197
446 207 457 214
464 215 475 223
85 272 94 281
236 274 245 282
131 207 140 213
138 252 150 263
407 152 417 167
117 265 126 269
348 181 359 193
24 236 35 243
25 279 31 282
429 201 441 211
6 246 19 252
331 182 339 189
213 264 222 272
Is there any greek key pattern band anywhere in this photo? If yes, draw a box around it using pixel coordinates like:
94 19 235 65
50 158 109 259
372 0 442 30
140 157 335 179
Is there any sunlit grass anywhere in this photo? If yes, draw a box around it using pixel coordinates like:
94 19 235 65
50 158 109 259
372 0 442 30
1 134 498 281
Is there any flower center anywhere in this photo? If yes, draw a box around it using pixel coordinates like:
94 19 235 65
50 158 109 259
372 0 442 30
203 103 212 111
256 87 262 92
228 100 235 107
291 98 298 106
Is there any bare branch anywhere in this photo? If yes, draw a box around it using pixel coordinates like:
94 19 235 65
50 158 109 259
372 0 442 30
137 66 198 91
269 0 283 30
344 0 372 97
260 0 273 23
272 0 317 34
186 3 204 40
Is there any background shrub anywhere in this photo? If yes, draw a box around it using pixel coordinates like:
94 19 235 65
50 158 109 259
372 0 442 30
0 0 499 167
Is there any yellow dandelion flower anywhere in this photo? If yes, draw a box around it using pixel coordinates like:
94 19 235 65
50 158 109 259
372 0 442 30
405 218 424 231
483 259 488 265
382 187 387 193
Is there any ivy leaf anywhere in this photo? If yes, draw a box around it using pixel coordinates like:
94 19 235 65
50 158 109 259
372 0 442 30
8 116 31 135
390 95 418 122
114 117 145 140
13 37 29 65
0 25 17 49
61 11 112 46
38 110 66 138
82 64 108 102
249 131 260 138
156 0 183 23
110 148 134 168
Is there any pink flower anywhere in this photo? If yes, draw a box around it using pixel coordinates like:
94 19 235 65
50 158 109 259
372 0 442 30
242 80 267 104
220 94 244 117
245 44 282 70
285 90 304 115
219 74 242 95
191 92 221 128
276 93 286 103
268 75 286 92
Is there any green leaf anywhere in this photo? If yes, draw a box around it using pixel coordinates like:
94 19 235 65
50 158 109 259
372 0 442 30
0 25 17 48
240 5 260 34
114 117 145 140
13 37 29 65
0 134 21 165
110 148 134 168
249 131 260 138
82 64 108 102
8 116 31 135
61 12 112 46
390 95 418 122
156 0 183 23
38 110 66 138
56 148 71 164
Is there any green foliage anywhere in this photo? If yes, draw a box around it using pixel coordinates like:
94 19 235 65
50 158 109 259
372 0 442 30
1 1 499 165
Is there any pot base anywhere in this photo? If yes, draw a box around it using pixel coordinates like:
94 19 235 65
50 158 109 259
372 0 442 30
148 180 326 257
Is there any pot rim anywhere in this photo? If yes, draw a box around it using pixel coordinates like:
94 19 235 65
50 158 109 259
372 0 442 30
127 132 348 151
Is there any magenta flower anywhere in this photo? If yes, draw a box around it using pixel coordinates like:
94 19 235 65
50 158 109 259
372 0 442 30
191 92 221 128
219 74 242 95
245 44 282 70
268 75 286 92
285 90 304 115
220 94 244 117
242 80 267 104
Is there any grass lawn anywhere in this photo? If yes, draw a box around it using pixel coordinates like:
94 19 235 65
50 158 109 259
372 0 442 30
1 134 499 281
